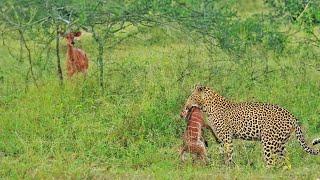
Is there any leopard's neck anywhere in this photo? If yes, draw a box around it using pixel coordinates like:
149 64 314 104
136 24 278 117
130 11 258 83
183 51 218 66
202 90 235 114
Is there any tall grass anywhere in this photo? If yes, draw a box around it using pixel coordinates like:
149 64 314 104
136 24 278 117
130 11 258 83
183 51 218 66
0 27 320 179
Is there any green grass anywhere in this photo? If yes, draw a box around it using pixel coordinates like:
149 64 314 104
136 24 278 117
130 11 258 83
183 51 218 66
1 26 320 179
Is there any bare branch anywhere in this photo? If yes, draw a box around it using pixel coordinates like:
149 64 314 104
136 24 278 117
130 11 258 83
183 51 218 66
296 1 310 20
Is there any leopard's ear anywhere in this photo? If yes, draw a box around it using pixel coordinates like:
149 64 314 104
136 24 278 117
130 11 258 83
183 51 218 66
194 84 205 92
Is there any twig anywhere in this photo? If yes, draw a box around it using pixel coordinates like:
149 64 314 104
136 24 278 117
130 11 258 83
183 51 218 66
296 1 310 20
56 25 63 85
18 29 39 88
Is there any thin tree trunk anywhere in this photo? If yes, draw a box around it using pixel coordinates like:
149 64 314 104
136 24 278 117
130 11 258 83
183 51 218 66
97 42 104 90
18 29 39 88
19 36 23 62
92 29 105 90
56 26 63 85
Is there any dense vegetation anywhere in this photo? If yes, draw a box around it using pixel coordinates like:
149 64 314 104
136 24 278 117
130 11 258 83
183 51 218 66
0 0 319 179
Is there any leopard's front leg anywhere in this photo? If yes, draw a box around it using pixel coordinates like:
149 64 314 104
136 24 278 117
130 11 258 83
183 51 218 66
223 139 233 165
208 117 234 165
213 129 233 165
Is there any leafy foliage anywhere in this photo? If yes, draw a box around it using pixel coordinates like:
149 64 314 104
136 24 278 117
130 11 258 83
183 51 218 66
0 0 320 179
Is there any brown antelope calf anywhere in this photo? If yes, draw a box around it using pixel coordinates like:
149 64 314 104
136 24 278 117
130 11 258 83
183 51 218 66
62 32 89 77
179 106 209 164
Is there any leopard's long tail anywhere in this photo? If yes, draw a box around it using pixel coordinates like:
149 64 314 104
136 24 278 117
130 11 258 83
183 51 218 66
295 122 319 155
313 139 320 146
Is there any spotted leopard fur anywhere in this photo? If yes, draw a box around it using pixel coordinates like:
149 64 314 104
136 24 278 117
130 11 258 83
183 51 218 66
181 85 320 166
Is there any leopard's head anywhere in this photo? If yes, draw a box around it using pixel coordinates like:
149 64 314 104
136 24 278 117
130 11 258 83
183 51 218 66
180 84 207 117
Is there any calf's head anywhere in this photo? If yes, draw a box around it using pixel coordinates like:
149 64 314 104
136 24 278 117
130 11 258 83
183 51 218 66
63 32 82 46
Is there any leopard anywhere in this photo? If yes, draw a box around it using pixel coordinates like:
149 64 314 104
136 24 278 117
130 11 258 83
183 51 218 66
181 84 320 166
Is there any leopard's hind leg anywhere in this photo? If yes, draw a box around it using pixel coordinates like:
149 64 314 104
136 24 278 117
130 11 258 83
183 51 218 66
275 130 292 167
261 133 277 166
